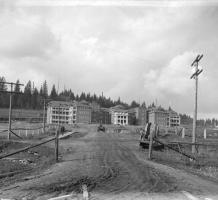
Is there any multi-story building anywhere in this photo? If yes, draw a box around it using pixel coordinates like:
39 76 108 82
128 106 147 125
76 100 92 124
110 105 128 125
136 106 147 125
128 108 137 125
47 101 72 125
91 108 111 124
148 106 180 127
148 107 169 127
167 110 181 127
90 102 111 124
47 100 91 125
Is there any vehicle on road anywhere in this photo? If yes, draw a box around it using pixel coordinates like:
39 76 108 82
97 124 106 132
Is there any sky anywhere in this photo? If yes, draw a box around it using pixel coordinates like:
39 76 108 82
0 0 218 118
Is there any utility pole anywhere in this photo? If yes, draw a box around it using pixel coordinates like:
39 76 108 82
43 98 46 134
41 98 52 134
190 54 203 154
8 83 13 140
0 81 24 140
55 105 60 162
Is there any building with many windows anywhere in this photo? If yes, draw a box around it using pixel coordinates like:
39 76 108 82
47 100 91 125
76 100 92 124
148 106 180 127
110 105 128 125
148 107 169 127
167 109 181 127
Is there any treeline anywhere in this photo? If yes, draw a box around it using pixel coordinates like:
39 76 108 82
179 114 218 126
0 77 145 110
1 77 217 125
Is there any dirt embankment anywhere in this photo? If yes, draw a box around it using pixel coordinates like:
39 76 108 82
0 140 55 188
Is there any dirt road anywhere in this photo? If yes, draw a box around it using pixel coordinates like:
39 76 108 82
1 128 218 200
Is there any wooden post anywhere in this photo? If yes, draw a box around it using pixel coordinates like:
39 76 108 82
191 55 203 154
8 88 12 140
148 129 153 160
192 70 198 153
55 128 59 162
26 129 28 137
155 125 159 137
182 127 185 138
43 99 46 134
204 128 207 139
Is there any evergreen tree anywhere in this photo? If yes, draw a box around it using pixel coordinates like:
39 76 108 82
31 88 40 109
80 92 86 100
23 81 32 109
141 101 146 108
0 76 7 91
130 100 139 108
39 85 43 96
50 84 58 100
42 80 48 98
0 77 8 107
13 79 21 108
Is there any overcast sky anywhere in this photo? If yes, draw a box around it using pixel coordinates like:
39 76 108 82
0 0 218 118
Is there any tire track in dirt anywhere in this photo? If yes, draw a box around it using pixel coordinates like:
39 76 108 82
92 130 177 195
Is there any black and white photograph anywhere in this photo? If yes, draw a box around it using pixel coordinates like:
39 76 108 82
0 0 218 199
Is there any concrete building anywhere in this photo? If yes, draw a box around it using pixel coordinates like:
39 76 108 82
128 108 137 125
90 102 111 124
148 107 169 127
137 106 147 125
76 100 92 124
91 108 111 124
47 100 91 125
110 105 128 125
148 106 180 127
128 107 147 125
167 109 181 127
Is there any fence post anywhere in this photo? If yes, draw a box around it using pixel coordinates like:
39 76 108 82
32 130 34 136
182 128 185 138
55 128 59 162
204 128 207 139
38 129 40 135
148 129 153 160
26 130 28 137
